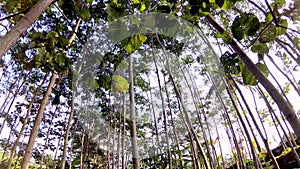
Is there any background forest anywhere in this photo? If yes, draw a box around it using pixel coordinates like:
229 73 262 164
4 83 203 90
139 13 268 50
0 0 300 168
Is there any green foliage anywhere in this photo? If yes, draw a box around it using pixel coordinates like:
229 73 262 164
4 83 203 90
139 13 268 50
106 3 128 21
1 0 299 169
215 0 225 8
220 51 240 76
241 62 269 86
276 19 288 35
182 55 194 64
0 152 43 169
259 23 277 43
155 5 172 14
251 42 269 55
241 63 256 85
59 0 80 19
1 0 36 13
79 7 91 21
221 0 241 10
231 13 260 41
112 75 129 93
216 31 233 43
82 74 99 91
122 34 147 53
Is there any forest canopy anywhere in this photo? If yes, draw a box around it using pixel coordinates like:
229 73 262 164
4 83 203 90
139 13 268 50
0 0 300 168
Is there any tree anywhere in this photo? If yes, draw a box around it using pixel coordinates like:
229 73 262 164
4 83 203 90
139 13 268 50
1 0 300 168
0 0 54 57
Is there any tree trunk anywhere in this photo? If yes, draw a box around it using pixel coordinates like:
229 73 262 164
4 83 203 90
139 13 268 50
21 72 57 169
128 54 140 169
0 0 54 58
205 14 300 140
153 54 172 169
60 18 81 169
8 73 48 169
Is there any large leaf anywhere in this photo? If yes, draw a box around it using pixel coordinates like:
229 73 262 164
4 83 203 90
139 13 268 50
251 42 269 55
122 34 147 53
79 8 91 21
241 62 269 86
116 60 129 71
55 53 65 67
259 23 276 43
222 0 235 10
241 63 257 85
231 13 260 41
112 75 129 93
256 63 269 77
107 3 128 21
220 51 240 76
82 74 99 91
216 0 225 8
276 19 288 35
216 31 233 43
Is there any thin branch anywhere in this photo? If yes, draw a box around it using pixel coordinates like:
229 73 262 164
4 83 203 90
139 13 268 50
0 9 29 21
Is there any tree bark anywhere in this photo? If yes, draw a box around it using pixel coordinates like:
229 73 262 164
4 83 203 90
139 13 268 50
205 14 300 140
8 73 48 169
21 72 57 169
60 18 82 169
128 54 140 169
153 54 172 169
0 0 54 58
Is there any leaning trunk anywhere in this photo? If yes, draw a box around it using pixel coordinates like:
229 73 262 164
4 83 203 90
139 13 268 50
0 0 54 58
21 72 57 169
205 14 300 140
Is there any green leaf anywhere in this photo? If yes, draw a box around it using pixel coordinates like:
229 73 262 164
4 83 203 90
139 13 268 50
265 12 273 23
251 42 269 55
241 63 257 85
222 0 235 10
139 2 147 11
241 62 269 86
216 31 232 43
46 31 59 39
79 8 91 21
272 0 285 8
276 19 288 35
122 34 147 53
82 74 99 91
107 3 128 21
231 18 244 41
259 23 276 43
112 75 129 93
139 0 150 12
55 54 65 66
256 63 269 77
71 156 81 166
216 0 225 8
231 13 260 41
220 52 240 76
245 15 260 36
132 0 140 4
86 0 93 3
116 60 129 70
